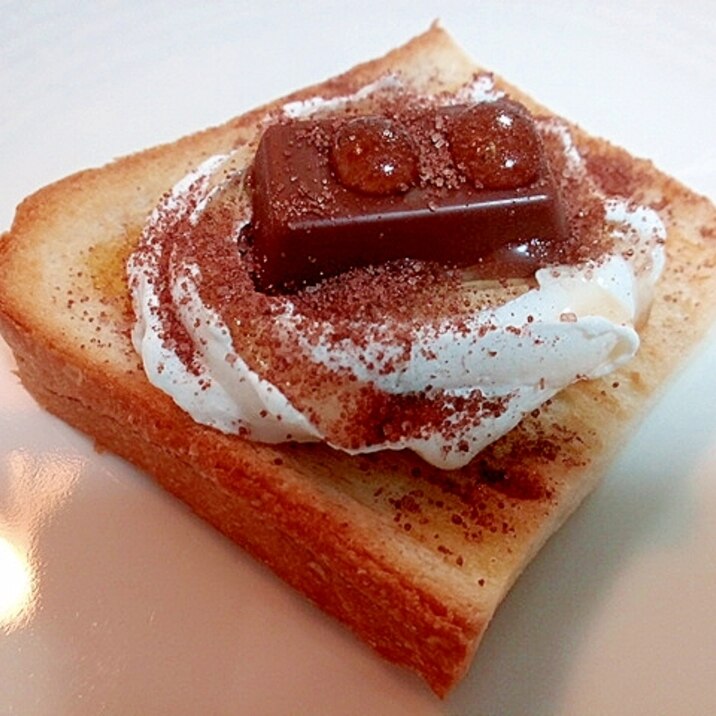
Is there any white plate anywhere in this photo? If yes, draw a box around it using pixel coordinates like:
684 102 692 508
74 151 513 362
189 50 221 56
1 2 715 714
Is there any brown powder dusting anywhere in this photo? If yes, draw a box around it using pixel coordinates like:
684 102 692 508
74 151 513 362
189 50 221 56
362 406 583 554
290 259 466 325
540 123 610 265
324 384 511 451
581 140 658 201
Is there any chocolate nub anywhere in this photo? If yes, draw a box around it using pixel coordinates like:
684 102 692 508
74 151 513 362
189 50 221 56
249 100 568 292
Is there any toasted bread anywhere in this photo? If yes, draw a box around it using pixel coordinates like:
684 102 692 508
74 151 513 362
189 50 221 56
1 25 716 696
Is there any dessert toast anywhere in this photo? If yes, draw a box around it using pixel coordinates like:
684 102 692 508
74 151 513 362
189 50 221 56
1 25 716 696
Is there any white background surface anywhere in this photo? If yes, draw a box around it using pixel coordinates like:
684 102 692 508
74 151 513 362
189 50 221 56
1 2 715 714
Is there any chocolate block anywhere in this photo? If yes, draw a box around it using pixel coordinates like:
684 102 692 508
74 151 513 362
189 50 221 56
249 103 568 291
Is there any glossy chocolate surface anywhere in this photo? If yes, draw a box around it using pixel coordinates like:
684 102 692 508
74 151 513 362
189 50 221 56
249 101 568 291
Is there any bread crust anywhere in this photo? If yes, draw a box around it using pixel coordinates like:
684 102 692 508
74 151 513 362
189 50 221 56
1 24 716 696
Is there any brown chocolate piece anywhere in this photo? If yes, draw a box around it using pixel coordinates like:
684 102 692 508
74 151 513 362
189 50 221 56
249 101 568 291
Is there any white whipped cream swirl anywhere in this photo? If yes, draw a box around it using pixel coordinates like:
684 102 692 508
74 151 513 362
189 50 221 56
128 80 666 469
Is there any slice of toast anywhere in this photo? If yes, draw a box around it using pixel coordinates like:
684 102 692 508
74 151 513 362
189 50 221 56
1 25 716 696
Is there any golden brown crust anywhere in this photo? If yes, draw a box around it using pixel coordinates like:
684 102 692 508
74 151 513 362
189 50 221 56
1 24 716 696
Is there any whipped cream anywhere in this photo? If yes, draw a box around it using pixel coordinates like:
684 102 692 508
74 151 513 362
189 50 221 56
128 77 666 469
